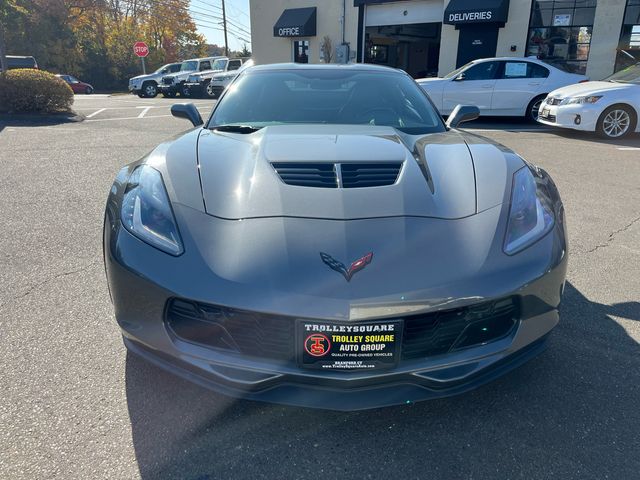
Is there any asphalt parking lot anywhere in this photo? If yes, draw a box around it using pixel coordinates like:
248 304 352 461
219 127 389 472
1 94 639 479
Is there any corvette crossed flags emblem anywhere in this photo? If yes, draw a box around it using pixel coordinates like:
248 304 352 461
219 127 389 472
320 252 373 282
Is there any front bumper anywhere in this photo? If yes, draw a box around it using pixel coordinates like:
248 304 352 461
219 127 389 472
184 81 207 96
538 102 601 132
158 84 178 94
104 200 568 410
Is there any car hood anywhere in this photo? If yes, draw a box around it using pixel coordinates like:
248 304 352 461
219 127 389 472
189 125 522 221
548 80 634 98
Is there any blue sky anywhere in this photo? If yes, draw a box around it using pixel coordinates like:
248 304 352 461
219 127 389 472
190 0 252 52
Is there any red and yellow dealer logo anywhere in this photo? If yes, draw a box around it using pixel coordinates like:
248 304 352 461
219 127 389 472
304 333 331 357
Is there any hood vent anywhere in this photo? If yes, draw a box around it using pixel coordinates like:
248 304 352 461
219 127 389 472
341 163 402 188
271 163 338 188
272 162 402 189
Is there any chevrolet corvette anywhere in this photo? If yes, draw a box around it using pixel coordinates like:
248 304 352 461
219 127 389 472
104 63 568 410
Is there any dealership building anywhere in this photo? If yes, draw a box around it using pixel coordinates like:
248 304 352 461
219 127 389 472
249 0 640 80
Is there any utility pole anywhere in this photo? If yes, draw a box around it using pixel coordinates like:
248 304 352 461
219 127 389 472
221 0 229 56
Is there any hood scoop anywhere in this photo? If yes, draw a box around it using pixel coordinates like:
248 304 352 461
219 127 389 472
271 162 403 189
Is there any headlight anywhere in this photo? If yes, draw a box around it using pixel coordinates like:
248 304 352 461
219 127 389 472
120 165 184 256
503 167 555 255
562 95 602 105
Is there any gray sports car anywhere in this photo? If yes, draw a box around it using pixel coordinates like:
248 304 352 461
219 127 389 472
104 63 567 410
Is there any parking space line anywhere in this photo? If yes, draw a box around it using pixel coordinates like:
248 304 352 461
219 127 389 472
85 114 173 122
617 147 640 151
86 108 107 118
137 107 152 118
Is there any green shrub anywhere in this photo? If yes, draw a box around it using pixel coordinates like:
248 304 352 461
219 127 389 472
0 69 74 114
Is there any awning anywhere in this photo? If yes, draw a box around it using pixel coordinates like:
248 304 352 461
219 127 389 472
273 7 317 37
444 0 510 25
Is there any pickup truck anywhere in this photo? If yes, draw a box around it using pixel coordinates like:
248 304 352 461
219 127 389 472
128 63 182 98
184 58 247 98
158 57 225 97
206 59 254 99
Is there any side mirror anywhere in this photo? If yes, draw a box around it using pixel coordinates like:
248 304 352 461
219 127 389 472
446 105 480 129
171 103 203 127
453 73 466 82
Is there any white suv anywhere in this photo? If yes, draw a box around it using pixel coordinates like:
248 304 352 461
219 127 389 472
158 57 225 98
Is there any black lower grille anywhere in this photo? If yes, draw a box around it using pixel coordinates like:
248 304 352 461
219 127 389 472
401 298 518 360
166 297 518 364
166 299 295 360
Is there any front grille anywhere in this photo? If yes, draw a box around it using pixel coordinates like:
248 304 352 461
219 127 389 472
166 299 294 360
166 297 518 364
401 298 518 360
271 163 338 188
271 162 403 189
542 114 557 123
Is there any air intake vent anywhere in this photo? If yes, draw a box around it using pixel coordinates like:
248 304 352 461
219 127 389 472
272 162 403 188
271 163 337 188
341 163 402 188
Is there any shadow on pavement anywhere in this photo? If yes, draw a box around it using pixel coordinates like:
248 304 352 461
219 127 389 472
126 282 639 479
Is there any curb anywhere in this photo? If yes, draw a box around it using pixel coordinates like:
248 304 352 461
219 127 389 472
0 111 85 125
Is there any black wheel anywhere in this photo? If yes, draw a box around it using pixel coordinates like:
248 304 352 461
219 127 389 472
180 84 190 97
597 104 636 139
137 93 146 98
85 86 93 94
527 95 546 122
142 82 158 98
205 83 218 99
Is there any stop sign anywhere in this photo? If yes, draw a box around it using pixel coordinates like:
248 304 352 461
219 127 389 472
133 42 149 57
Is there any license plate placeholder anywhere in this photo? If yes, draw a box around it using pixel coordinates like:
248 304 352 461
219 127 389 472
298 320 402 371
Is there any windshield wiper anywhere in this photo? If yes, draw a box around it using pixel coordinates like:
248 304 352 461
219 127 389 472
213 125 262 134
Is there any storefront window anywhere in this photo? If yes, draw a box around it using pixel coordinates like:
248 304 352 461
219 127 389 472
526 0 597 74
616 0 640 71
293 40 309 63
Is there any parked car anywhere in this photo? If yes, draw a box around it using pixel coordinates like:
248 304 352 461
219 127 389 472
206 59 254 99
104 63 568 410
184 58 249 98
3 55 38 70
158 57 225 98
417 57 587 122
56 74 94 94
128 63 182 98
538 62 640 139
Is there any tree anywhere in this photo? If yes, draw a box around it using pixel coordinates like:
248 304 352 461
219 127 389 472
238 43 250 58
320 36 333 63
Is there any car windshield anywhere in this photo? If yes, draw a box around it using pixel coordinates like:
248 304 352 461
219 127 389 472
211 59 227 70
180 61 198 72
443 62 474 79
605 63 640 84
209 68 445 135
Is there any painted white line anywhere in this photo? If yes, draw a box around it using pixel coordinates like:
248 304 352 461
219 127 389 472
137 107 152 118
468 128 554 133
86 108 107 118
85 114 173 122
617 147 640 151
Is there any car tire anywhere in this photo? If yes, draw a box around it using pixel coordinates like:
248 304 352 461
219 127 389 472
142 82 158 98
85 86 93 94
596 104 637 139
205 83 218 99
180 84 190 97
527 95 547 123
